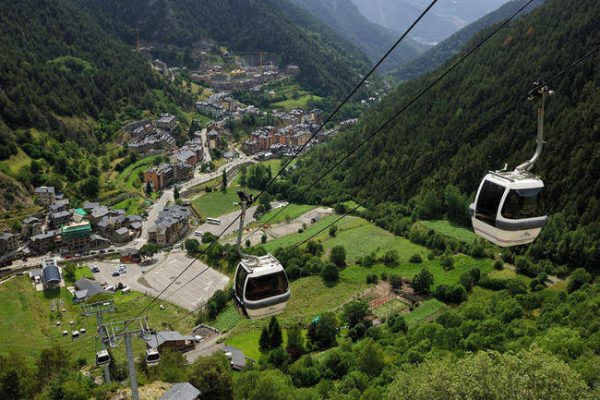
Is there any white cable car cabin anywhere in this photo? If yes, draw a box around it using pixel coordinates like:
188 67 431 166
96 349 110 367
233 191 290 319
145 348 160 366
469 171 547 247
469 81 553 247
234 254 291 319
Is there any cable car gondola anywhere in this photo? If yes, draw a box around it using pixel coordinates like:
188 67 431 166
96 349 110 367
145 348 160 366
233 192 291 319
470 82 552 247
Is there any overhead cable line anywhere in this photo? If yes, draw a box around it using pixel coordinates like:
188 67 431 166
241 0 538 244
126 0 441 320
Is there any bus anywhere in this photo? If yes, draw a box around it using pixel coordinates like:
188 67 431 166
206 218 221 225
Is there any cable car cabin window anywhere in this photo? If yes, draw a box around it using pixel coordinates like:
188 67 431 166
236 268 248 299
501 188 545 219
245 271 288 301
476 180 505 224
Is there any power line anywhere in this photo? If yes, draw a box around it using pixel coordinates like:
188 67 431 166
126 0 441 320
242 0 538 244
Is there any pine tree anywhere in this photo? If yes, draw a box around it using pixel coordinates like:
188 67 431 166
222 170 228 192
268 316 283 349
259 326 270 353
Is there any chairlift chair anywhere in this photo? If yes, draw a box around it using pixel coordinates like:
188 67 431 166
233 192 291 319
470 82 553 247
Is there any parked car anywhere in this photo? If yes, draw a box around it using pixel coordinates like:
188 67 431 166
111 271 120 277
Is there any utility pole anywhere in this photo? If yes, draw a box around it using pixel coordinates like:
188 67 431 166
102 317 152 400
82 301 116 384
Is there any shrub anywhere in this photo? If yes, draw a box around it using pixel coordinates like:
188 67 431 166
329 225 338 237
412 269 434 294
409 254 423 264
441 256 454 271
321 262 339 284
494 260 504 270
434 284 467 303
387 314 408 333
567 268 592 293
329 246 347 268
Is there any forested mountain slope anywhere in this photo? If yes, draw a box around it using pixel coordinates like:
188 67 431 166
0 0 188 155
288 0 424 71
393 0 545 81
73 0 371 98
285 0 600 267
0 0 192 205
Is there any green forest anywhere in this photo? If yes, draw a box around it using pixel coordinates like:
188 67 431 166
73 0 370 98
281 0 600 270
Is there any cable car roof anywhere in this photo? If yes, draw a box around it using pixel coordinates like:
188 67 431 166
484 171 544 189
239 254 284 277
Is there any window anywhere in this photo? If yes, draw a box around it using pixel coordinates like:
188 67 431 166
476 180 505 225
235 267 248 300
501 188 545 219
245 271 289 301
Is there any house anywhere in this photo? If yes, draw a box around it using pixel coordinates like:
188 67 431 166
90 234 111 250
73 208 88 223
30 231 58 254
223 346 251 371
89 206 110 225
113 227 130 243
60 222 92 253
156 114 177 131
49 199 70 213
82 201 100 212
148 206 190 247
49 210 72 229
0 232 18 253
34 186 56 206
143 331 196 353
120 248 141 264
160 383 201 400
42 259 61 290
73 278 105 302
21 217 43 238
144 164 174 191
206 130 220 149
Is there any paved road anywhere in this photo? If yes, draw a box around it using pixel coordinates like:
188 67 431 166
180 156 255 191
190 205 258 242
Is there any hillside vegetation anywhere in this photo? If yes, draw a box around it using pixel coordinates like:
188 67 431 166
73 0 371 98
283 0 600 269
289 0 424 71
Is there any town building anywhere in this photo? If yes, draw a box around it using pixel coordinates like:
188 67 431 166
30 231 58 254
120 248 141 264
144 164 174 191
143 331 196 353
148 206 190 247
34 186 56 206
73 278 105 302
160 383 201 400
42 259 61 290
21 217 43 238
156 114 177 131
113 227 131 243
0 232 18 253
49 210 72 229
60 222 92 253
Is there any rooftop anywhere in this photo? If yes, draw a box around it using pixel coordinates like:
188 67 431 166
160 383 200 400
144 331 195 348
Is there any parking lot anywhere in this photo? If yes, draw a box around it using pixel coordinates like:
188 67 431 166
91 250 229 311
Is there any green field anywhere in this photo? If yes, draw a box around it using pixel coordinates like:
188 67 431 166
212 304 242 333
113 196 144 215
0 276 195 364
270 83 323 111
404 299 447 327
258 204 316 225
192 188 258 219
0 148 32 176
420 220 478 243
116 155 161 194
372 299 409 319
